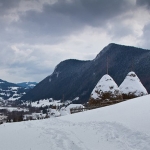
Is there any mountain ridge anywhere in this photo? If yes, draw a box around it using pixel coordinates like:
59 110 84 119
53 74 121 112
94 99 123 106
17 82 37 89
20 43 150 103
0 79 37 103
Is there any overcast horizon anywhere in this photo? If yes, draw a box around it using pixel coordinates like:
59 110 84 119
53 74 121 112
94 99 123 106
0 0 150 83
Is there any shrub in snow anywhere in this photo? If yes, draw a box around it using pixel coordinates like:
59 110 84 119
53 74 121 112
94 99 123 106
89 74 122 106
119 71 148 99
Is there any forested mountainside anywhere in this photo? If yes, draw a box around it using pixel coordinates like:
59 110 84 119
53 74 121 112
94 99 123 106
21 43 150 103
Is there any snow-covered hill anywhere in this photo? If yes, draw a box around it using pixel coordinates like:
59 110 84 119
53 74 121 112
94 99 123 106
0 95 150 150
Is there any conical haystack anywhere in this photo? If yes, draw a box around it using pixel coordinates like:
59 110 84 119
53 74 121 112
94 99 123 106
89 74 122 106
119 71 148 99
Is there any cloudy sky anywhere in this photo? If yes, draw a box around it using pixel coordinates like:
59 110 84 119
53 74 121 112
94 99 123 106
0 0 150 83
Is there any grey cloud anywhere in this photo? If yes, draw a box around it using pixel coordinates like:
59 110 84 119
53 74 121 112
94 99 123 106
136 0 150 7
53 0 128 20
24 0 131 28
106 19 134 39
0 45 55 82
5 0 133 44
0 0 148 82
0 0 19 16
139 23 150 48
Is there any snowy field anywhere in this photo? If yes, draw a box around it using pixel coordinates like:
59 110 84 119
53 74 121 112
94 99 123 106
0 95 150 150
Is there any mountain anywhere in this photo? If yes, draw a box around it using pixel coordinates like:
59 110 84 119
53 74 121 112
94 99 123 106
21 43 150 103
0 79 30 102
17 82 37 89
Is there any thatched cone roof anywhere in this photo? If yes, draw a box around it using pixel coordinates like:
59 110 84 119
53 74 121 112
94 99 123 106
119 71 148 100
89 74 122 106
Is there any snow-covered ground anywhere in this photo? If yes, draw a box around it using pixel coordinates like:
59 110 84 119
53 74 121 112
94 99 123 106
0 95 150 150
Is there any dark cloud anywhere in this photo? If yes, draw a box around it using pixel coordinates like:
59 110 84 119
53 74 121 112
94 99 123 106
26 0 130 29
0 0 19 15
136 0 150 7
50 0 128 20
6 0 133 44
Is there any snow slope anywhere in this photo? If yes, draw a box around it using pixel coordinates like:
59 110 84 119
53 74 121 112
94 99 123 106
119 71 148 97
0 95 150 150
